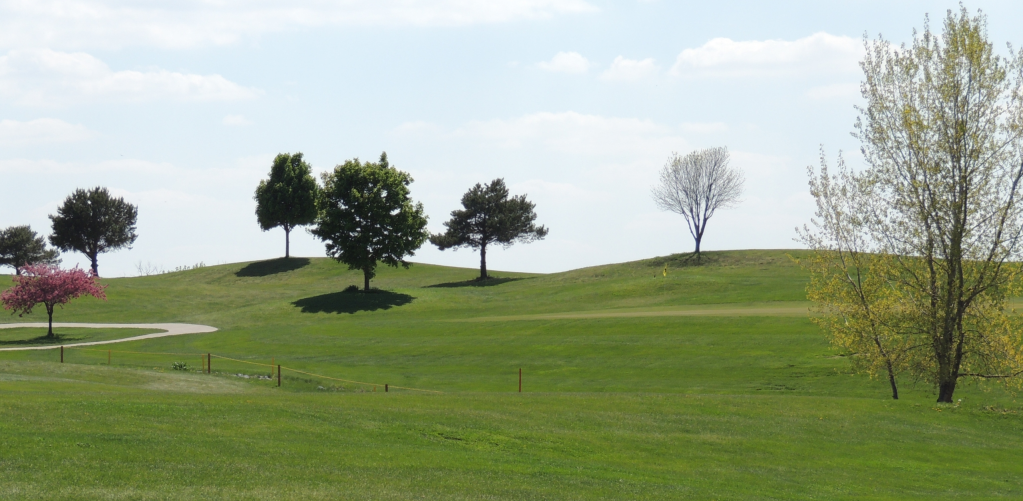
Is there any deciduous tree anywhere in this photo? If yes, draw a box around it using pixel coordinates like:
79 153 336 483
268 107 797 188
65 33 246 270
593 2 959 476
1 264 107 337
254 152 318 258
801 7 1023 403
49 187 138 277
651 147 743 261
0 225 60 275
430 178 547 280
311 152 429 291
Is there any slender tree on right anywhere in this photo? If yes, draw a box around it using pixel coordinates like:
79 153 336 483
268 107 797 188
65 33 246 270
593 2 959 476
254 152 318 258
430 178 548 280
801 7 1023 403
651 146 744 262
49 187 138 277
0 225 60 275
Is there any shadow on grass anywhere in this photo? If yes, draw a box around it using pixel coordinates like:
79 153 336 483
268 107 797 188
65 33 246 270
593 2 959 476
425 277 528 288
0 333 84 346
236 257 311 277
292 290 414 314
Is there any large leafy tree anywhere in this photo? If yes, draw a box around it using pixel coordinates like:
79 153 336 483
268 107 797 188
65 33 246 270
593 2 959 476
801 7 1023 402
311 152 429 291
1 264 106 337
0 225 60 275
49 187 138 277
430 178 547 280
254 152 318 258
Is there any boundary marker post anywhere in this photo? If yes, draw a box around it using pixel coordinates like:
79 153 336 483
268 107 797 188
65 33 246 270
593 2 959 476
207 353 211 373
60 346 63 363
277 364 281 387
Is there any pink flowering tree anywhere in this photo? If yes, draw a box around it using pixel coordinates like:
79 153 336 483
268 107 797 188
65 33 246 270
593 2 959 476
1 264 107 337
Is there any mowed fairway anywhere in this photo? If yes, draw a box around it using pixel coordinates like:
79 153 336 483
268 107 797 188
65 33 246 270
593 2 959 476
0 250 1021 499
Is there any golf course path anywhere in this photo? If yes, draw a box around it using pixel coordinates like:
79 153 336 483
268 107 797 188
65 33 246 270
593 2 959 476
0 323 218 351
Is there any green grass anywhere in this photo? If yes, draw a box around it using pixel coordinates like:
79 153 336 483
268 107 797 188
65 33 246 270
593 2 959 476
0 327 162 347
0 250 1020 499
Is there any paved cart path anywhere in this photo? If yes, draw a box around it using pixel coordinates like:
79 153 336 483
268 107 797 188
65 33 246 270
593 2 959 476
0 323 218 351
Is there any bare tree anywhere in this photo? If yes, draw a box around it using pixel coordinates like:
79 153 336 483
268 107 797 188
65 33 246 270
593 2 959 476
651 147 744 260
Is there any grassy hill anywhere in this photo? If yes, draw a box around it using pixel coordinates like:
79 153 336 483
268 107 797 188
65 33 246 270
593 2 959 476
0 250 1021 499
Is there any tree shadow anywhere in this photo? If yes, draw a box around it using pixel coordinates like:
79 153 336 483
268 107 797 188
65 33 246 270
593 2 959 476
236 257 311 277
0 333 85 346
425 277 528 288
292 290 415 314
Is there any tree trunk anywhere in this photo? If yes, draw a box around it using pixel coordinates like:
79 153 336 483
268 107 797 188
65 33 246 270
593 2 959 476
285 226 291 259
480 244 488 280
90 253 99 277
937 379 957 403
885 362 899 400
693 235 702 263
363 268 371 291
46 304 54 337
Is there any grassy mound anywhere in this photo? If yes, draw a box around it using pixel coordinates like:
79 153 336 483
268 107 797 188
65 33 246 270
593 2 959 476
0 250 1020 499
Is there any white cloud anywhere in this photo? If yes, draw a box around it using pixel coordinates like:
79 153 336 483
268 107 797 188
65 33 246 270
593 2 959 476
680 122 728 134
222 115 253 126
0 118 96 145
537 52 592 74
0 0 599 50
670 32 862 78
0 49 261 106
600 56 659 81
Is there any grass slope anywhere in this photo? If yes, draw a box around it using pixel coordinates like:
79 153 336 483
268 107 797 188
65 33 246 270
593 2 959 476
0 250 1020 499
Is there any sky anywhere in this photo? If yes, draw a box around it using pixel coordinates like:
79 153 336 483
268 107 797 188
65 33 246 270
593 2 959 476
2 0 1022 277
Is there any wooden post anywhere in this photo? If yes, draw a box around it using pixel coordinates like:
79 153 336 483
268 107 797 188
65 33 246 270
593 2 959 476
277 365 281 387
60 346 64 363
207 353 211 374
519 368 522 393
385 384 388 393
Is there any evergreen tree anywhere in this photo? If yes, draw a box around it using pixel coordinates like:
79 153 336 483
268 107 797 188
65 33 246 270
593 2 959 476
0 225 60 275
430 178 547 280
49 187 137 277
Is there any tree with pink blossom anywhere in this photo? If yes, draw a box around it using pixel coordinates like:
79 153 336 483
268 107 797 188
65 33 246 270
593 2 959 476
1 264 107 337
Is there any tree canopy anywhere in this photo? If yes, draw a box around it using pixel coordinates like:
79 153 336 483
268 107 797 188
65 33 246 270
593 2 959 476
801 7 1023 402
254 152 318 258
651 147 743 261
311 152 429 291
49 187 138 277
1 264 106 337
0 225 60 275
430 178 547 280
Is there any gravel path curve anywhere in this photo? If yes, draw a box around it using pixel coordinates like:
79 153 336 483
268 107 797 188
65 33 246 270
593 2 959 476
0 323 218 351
